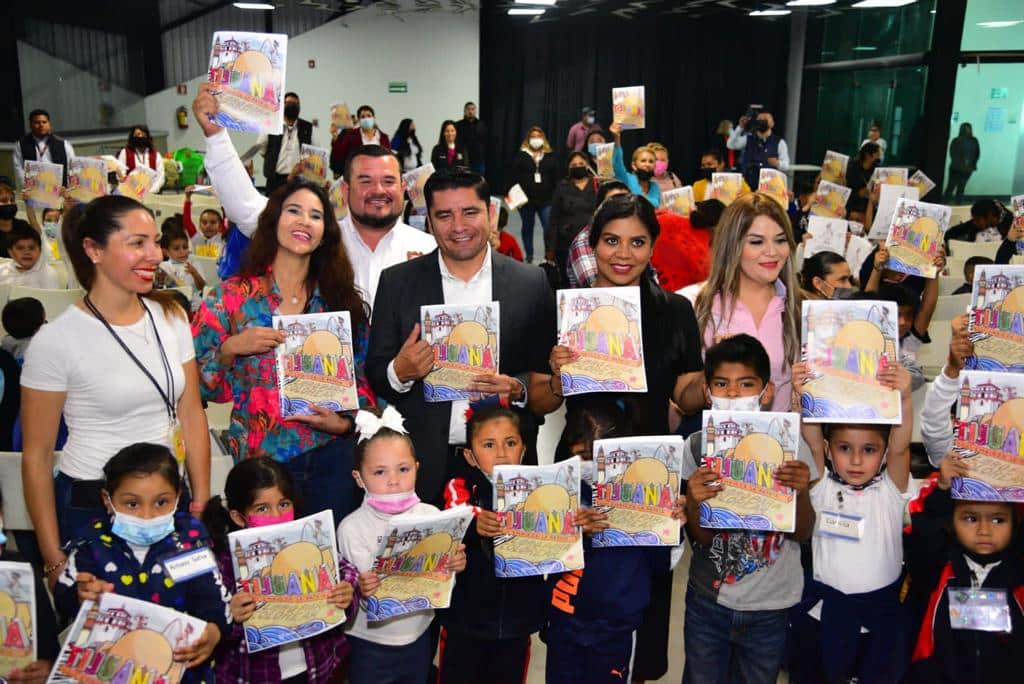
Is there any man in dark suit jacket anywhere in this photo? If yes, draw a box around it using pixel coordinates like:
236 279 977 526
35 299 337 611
367 168 555 503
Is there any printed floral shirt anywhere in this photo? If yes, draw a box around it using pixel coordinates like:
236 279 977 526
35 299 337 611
192 274 376 463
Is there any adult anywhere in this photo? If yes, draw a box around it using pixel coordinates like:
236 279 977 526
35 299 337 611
366 167 555 504
116 125 165 195
507 127 559 263
694 193 800 412
192 177 373 523
430 120 470 170
0 179 36 255
13 109 76 187
944 198 1003 254
565 179 630 288
861 122 887 162
566 107 600 152
240 91 312 196
845 141 881 222
540 194 706 683
693 149 751 202
648 142 682 194
798 251 855 301
192 84 434 309
21 195 211 587
713 119 737 170
727 110 791 190
946 122 979 203
550 151 599 280
455 101 488 176
391 118 423 172
650 199 724 292
331 105 390 177
609 123 660 207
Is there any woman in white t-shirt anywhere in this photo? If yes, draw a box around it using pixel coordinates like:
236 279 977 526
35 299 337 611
21 195 210 587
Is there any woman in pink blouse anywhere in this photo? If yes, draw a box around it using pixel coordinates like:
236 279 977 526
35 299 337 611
693 193 799 411
192 177 375 524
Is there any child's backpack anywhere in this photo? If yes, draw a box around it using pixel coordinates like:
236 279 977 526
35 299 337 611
173 148 205 188
218 222 250 281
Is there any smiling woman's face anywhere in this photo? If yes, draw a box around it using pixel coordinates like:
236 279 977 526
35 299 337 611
275 188 324 256
739 215 790 287
593 216 654 288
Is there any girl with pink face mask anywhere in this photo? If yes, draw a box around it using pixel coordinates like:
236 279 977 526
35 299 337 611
202 457 359 683
648 142 683 194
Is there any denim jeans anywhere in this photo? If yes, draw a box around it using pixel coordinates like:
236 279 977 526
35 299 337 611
348 631 431 684
682 587 788 684
280 436 358 527
518 204 551 260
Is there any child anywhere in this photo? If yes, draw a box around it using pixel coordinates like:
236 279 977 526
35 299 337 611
792 359 915 684
337 407 467 684
682 334 817 684
545 403 685 684
202 456 358 684
489 206 523 262
0 224 60 288
55 443 231 683
184 186 226 257
1 297 45 363
953 255 993 295
158 219 206 311
439 401 547 684
904 453 1023 683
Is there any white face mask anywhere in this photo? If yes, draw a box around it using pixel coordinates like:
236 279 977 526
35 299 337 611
529 138 544 150
709 389 765 412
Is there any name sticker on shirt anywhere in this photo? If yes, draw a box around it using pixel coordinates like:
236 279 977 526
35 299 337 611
534 172 542 184
948 588 1012 633
816 511 864 541
162 547 217 583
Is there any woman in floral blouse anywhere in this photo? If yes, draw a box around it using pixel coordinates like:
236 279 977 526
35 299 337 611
192 177 374 523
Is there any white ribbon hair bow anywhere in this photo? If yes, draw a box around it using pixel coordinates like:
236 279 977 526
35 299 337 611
355 405 408 443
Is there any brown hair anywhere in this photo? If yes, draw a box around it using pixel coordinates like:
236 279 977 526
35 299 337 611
240 177 368 329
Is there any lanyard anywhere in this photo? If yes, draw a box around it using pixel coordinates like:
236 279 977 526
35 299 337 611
35 140 48 158
83 296 177 422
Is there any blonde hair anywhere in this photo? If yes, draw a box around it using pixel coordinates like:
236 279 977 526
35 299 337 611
716 120 733 136
632 145 656 165
520 127 553 154
647 142 668 156
695 192 800 364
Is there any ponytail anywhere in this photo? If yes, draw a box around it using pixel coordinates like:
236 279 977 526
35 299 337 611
201 495 236 554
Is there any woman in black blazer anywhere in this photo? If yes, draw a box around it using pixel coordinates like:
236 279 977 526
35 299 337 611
431 120 470 170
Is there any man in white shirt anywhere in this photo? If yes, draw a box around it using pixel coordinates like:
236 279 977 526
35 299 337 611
727 110 790 189
13 109 76 187
366 168 555 503
240 92 313 195
861 123 888 163
191 84 435 308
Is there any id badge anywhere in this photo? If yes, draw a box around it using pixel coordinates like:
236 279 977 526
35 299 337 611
170 419 186 466
816 510 863 540
534 172 542 184
162 547 217 583
948 588 1012 633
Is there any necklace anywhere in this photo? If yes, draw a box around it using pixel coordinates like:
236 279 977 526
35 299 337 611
275 278 305 306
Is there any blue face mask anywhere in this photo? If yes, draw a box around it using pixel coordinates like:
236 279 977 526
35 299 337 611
359 116 375 131
109 500 177 546
587 142 600 157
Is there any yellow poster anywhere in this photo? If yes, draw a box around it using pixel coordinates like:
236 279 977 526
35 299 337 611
612 86 645 130
809 180 851 218
820 150 849 185
953 370 1024 502
884 198 951 279
661 186 695 218
24 160 63 209
709 173 744 206
402 163 436 212
68 157 107 203
758 168 788 209
0 562 35 677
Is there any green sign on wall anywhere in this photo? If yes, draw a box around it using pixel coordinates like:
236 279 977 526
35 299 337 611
388 81 408 94
991 87 1009 99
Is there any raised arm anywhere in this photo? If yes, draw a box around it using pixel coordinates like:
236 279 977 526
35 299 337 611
881 362 914 492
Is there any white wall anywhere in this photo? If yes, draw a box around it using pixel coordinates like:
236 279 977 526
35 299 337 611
144 7 479 179
17 42 145 133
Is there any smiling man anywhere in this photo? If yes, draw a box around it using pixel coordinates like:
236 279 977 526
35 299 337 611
192 85 434 307
366 167 555 503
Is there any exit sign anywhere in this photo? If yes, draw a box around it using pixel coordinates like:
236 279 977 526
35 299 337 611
388 81 408 94
991 87 1009 99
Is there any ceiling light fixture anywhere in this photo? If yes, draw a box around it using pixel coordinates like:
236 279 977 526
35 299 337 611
233 2 275 9
786 1 837 6
750 9 792 16
853 45 878 50
508 8 546 15
851 0 916 8
978 20 1024 28
514 0 556 4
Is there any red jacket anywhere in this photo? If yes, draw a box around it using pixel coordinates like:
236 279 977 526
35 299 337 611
651 211 711 292
330 128 390 175
497 230 523 262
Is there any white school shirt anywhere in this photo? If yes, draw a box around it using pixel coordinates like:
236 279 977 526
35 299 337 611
191 231 224 254
810 472 909 595
336 501 440 646
158 259 203 309
920 366 959 468
386 249 497 445
203 128 434 307
0 259 60 289
13 136 76 186
116 148 166 194
21 299 192 480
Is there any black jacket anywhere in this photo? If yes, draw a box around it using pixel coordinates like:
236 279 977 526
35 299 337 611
264 119 312 181
508 150 560 207
454 118 487 166
439 461 551 638
549 177 599 250
430 144 470 171
905 486 1024 684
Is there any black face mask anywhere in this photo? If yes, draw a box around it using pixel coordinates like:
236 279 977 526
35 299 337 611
635 169 654 182
284 104 300 120
130 136 148 149
755 119 770 134
569 166 590 180
699 168 715 181
0 204 16 220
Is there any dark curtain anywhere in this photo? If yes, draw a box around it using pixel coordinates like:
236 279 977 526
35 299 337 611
480 8 791 194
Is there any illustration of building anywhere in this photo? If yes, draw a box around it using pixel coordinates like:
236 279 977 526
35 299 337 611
234 538 275 581
210 36 243 69
495 472 532 510
84 604 144 644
